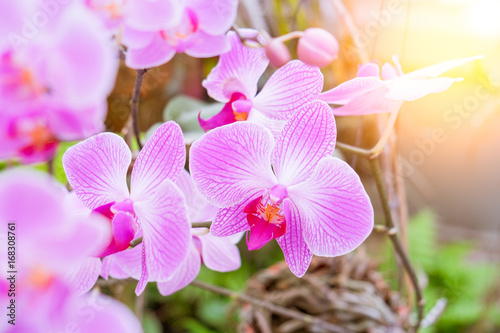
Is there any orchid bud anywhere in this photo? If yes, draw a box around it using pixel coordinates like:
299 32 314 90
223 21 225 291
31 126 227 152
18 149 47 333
265 38 291 68
297 28 339 67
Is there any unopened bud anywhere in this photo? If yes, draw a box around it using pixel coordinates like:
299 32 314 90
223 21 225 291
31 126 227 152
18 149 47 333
297 28 339 67
265 38 291 68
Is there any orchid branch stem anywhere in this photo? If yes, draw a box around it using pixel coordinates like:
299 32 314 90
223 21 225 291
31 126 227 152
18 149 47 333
190 280 350 333
369 157 424 331
130 69 147 150
336 110 400 159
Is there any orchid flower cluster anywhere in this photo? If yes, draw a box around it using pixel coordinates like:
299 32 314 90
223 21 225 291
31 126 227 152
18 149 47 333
0 0 481 330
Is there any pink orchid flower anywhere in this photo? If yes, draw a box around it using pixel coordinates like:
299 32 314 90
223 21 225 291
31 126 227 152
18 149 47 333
119 0 238 69
0 0 118 163
320 55 482 116
101 169 242 295
199 30 324 136
0 170 141 332
157 170 242 295
63 121 191 295
190 101 374 277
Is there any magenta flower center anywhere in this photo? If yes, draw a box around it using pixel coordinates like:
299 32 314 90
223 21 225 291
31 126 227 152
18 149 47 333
92 198 137 257
243 185 288 250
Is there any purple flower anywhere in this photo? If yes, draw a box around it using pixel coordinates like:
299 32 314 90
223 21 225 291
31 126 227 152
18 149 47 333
63 121 191 295
0 169 141 332
199 30 323 136
320 55 482 116
102 169 242 295
0 0 118 163
190 101 374 277
117 0 239 69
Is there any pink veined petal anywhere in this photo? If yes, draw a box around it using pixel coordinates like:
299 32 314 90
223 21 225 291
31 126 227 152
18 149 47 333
175 169 219 222
209 191 262 237
288 157 374 257
131 121 185 201
330 87 403 116
63 132 131 210
245 108 286 139
272 100 336 187
47 2 118 108
276 199 313 277
101 255 131 280
188 0 239 35
402 55 483 80
202 30 269 102
189 121 277 207
102 246 143 280
198 233 241 272
124 0 181 31
184 30 230 58
125 34 176 69
157 242 201 296
62 257 102 295
319 76 387 105
385 77 463 101
78 293 143 333
134 180 190 294
252 60 323 121
357 62 380 77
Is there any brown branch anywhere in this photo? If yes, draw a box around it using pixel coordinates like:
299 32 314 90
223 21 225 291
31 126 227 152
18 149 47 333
130 69 147 150
190 280 351 333
369 157 424 331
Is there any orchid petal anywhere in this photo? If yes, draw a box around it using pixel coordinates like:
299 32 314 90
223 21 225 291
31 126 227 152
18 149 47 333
175 169 219 222
357 62 380 77
122 26 155 49
188 0 239 35
63 258 102 295
131 121 185 201
185 30 230 58
190 121 277 207
246 214 286 250
126 34 175 69
272 101 336 187
102 246 142 280
124 0 181 31
381 63 398 80
276 199 312 277
330 88 403 115
402 55 483 80
385 77 463 101
199 233 241 272
78 293 143 333
319 76 386 105
288 157 373 257
134 180 190 294
210 193 262 236
157 243 201 296
48 3 118 108
63 132 131 210
253 61 323 120
202 30 269 102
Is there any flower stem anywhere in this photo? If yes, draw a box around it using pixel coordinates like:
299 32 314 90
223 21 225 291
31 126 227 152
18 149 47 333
369 157 424 331
190 280 350 333
130 69 147 150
